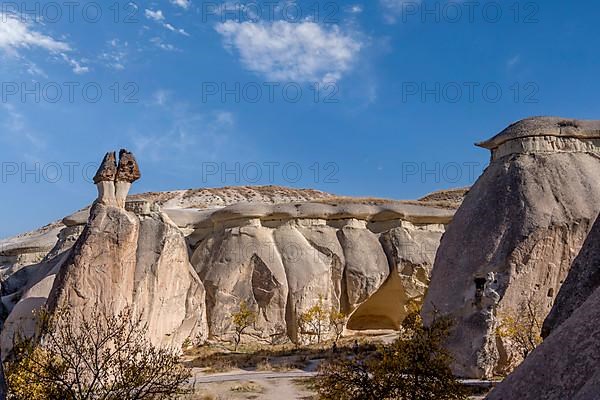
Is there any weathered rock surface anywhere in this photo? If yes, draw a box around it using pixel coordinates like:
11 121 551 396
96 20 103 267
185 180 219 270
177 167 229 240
92 152 117 184
486 217 600 399
422 117 600 378
190 202 448 343
116 149 141 183
542 214 600 337
1 203 208 356
1 170 463 349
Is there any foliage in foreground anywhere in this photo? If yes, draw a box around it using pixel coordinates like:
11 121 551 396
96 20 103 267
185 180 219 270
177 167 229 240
495 297 543 374
231 301 257 351
315 311 467 400
5 306 191 400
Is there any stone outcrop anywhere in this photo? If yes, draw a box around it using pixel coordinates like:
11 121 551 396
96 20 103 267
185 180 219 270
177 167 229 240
190 202 449 343
115 149 141 208
45 203 208 348
93 152 117 184
1 146 465 350
94 149 140 207
542 214 600 337
422 117 600 378
486 214 600 399
1 153 206 356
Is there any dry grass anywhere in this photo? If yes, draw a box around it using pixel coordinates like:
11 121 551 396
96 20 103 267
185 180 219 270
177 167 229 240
230 381 264 393
185 340 377 373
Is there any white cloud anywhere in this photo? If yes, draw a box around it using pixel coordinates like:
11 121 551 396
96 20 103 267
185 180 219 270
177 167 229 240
61 53 89 74
99 39 128 70
132 91 233 162
348 5 364 14
145 9 189 36
145 9 165 22
215 21 362 82
150 37 178 51
164 23 189 36
170 0 191 10
380 0 421 24
0 13 70 54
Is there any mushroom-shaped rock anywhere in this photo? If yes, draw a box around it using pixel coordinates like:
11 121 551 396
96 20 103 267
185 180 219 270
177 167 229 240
115 149 141 208
116 149 141 183
93 152 118 206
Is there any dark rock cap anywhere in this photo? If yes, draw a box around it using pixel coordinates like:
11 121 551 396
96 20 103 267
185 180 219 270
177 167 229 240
93 152 117 184
116 149 141 183
477 116 600 150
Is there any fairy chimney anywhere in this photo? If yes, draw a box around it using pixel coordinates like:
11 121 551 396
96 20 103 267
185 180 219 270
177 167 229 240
115 149 141 208
93 152 118 206
93 149 141 208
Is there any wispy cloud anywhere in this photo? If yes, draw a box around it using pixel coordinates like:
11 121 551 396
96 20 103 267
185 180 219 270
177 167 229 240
0 13 70 54
145 9 165 22
99 39 128 70
170 0 191 10
0 12 89 74
0 103 45 152
150 37 178 51
348 5 364 14
132 91 233 163
507 55 521 69
145 9 190 36
61 53 89 74
215 21 362 83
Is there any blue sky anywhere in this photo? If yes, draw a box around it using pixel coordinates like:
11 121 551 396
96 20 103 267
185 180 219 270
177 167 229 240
1 0 599 238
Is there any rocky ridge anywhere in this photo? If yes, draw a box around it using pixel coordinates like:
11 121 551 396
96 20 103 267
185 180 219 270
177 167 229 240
486 213 600 400
422 116 600 378
0 153 464 353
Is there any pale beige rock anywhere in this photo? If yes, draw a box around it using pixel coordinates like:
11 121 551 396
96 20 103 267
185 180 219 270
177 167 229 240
486 214 600 400
191 223 288 342
95 180 117 206
348 224 443 330
190 206 448 343
423 117 600 378
132 210 208 346
48 204 207 347
115 181 131 208
2 204 208 356
2 184 464 349
543 214 600 336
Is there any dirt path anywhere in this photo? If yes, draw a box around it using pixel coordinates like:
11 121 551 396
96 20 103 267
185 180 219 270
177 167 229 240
192 370 316 384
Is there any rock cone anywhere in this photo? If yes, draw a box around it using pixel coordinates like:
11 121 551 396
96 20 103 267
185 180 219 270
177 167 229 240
422 116 600 378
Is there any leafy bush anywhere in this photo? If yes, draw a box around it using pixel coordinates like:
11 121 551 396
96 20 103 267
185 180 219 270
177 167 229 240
231 301 258 351
315 312 467 400
5 306 191 400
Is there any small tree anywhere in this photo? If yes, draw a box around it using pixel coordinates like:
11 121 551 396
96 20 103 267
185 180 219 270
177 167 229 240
231 301 257 351
5 306 192 400
316 314 467 400
299 296 329 344
329 309 347 343
496 297 544 361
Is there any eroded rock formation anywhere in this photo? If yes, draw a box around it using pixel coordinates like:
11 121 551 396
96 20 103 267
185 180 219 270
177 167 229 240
486 213 600 400
422 117 600 378
542 213 600 337
1 151 206 356
189 202 450 343
0 147 467 351
94 149 140 207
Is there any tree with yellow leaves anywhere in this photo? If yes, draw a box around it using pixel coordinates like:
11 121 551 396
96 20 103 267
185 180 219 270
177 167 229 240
231 301 257 351
496 297 544 362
